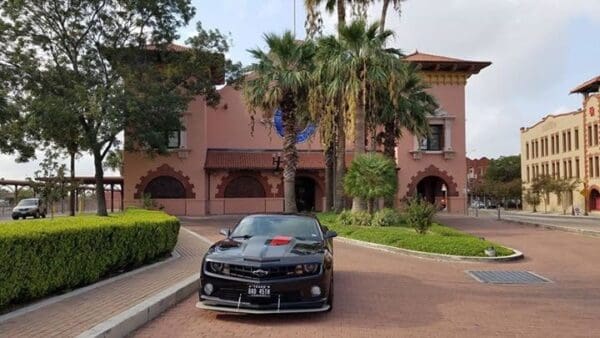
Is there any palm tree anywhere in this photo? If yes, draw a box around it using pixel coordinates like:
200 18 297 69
305 0 348 212
315 19 399 211
374 62 436 159
379 0 405 32
244 32 315 213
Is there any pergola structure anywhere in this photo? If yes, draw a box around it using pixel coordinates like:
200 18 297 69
0 177 124 213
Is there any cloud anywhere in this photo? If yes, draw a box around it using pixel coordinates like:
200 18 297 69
319 0 600 158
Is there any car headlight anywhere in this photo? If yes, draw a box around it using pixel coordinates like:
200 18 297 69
303 263 319 274
209 262 223 273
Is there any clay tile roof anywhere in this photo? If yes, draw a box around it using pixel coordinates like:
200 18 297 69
570 75 600 94
404 51 491 74
205 150 354 170
405 51 464 63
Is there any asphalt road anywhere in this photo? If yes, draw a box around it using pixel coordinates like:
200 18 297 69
134 215 600 338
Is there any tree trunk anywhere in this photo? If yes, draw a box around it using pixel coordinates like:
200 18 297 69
69 151 76 216
324 139 335 211
93 147 108 216
351 97 367 212
334 114 346 212
282 108 298 213
380 0 390 32
337 0 346 28
383 122 396 159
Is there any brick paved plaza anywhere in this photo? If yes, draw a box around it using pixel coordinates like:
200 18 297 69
134 215 600 338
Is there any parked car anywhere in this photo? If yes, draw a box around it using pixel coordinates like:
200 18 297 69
12 198 47 220
196 213 337 314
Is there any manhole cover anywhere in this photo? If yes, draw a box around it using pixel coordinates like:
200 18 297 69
466 271 551 284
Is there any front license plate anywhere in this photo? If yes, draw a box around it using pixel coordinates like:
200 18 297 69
247 284 270 297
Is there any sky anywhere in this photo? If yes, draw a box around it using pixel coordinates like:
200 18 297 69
2 0 600 180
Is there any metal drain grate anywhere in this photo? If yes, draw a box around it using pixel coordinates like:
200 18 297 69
466 271 551 284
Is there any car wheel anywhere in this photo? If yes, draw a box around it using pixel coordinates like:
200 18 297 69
41 213 46 218
12 216 18 220
326 277 334 312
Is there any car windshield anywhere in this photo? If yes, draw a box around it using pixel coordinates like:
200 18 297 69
231 215 322 240
17 199 37 207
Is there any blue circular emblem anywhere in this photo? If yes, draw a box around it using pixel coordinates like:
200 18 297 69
273 108 317 144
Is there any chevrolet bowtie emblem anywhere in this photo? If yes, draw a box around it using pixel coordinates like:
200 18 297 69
252 269 269 277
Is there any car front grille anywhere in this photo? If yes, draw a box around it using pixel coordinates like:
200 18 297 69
228 264 298 280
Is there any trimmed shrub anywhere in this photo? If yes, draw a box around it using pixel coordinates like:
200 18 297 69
372 208 404 227
405 197 436 234
337 210 353 226
337 210 372 226
0 209 179 309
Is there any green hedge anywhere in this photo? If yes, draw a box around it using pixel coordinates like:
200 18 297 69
0 209 180 309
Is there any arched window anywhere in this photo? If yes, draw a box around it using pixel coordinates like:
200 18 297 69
224 176 266 198
144 176 186 199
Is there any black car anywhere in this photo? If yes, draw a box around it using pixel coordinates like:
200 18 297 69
196 213 337 314
11 198 47 220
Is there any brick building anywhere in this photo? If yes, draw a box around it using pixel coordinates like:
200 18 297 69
122 49 490 215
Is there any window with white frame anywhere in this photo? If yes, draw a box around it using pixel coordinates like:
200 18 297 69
420 124 444 151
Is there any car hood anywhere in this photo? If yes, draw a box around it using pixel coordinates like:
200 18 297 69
206 235 324 263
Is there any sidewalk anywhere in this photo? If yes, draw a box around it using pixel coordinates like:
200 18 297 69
475 209 600 236
500 209 600 220
0 227 210 338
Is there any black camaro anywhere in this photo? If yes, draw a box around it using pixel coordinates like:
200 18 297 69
196 213 337 314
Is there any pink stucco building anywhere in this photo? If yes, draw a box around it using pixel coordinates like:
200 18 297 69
122 51 490 215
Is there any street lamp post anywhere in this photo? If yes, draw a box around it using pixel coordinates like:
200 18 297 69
441 184 448 212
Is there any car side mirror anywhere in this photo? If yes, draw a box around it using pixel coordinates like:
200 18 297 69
219 228 231 237
324 230 337 239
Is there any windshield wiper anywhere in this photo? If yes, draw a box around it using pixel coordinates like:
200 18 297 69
230 234 253 239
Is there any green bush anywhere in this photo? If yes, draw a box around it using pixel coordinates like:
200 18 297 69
344 153 397 211
405 197 436 234
337 210 372 226
372 208 404 227
337 210 353 226
0 209 179 309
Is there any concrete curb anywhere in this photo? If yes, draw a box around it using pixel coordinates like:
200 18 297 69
76 227 213 338
500 211 600 221
77 274 200 338
336 237 524 263
499 218 600 238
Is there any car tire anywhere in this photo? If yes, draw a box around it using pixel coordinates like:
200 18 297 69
12 216 18 220
326 277 334 312
41 213 46 218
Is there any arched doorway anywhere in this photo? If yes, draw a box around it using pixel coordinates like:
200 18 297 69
144 176 186 199
295 177 316 212
590 189 600 211
417 176 448 209
224 176 266 198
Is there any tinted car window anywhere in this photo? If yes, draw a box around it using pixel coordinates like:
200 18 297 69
232 215 322 240
17 199 38 207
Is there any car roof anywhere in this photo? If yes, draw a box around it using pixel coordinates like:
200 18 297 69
242 213 318 219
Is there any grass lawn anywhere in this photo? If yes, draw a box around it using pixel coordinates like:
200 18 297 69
317 213 514 257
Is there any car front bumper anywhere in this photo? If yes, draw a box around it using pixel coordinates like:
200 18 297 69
12 210 35 217
198 272 330 314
